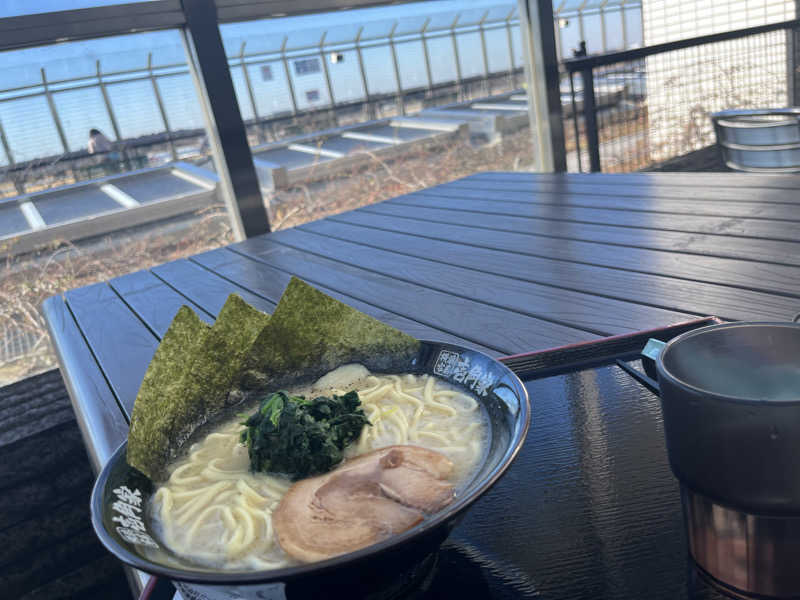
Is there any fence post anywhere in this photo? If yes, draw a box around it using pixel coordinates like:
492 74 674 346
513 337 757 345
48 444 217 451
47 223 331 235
41 68 70 153
505 9 517 89
420 18 434 100
568 72 582 172
449 15 464 101
582 67 601 172
478 11 491 95
0 118 15 167
354 27 374 120
599 2 608 52
147 53 177 161
96 60 122 143
318 31 339 127
281 36 300 118
621 1 628 49
238 42 264 143
388 23 405 116
787 25 799 107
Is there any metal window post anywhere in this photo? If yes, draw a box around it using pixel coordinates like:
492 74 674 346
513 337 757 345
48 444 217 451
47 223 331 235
318 32 339 127
0 118 15 167
354 27 374 119
420 18 434 98
517 0 566 172
581 68 601 172
281 36 300 117
505 9 517 88
478 11 491 94
388 23 405 116
41 68 70 153
238 42 265 143
96 60 122 142
181 0 270 239
600 3 608 52
449 16 464 101
147 52 177 161
621 0 628 49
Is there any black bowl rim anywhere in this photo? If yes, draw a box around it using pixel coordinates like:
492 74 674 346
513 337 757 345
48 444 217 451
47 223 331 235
656 321 800 405
90 340 531 584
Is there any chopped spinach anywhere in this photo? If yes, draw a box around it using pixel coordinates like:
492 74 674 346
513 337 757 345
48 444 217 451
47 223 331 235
240 390 370 479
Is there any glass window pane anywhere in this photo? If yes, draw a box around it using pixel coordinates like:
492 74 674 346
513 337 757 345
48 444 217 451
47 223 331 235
218 0 532 241
0 27 236 386
1 0 158 18
53 87 116 151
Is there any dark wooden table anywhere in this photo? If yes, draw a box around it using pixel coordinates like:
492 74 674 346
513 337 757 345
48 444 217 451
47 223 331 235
44 171 800 599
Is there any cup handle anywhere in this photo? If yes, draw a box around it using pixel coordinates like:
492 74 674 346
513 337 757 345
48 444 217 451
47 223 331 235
642 338 667 362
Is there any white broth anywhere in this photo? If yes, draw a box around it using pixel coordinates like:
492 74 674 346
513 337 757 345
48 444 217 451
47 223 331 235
149 365 489 571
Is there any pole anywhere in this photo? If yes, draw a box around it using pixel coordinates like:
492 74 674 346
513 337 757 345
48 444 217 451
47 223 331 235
318 31 339 127
518 0 567 172
478 11 491 94
582 67 601 172
41 68 70 153
281 36 300 117
450 15 464 101
97 60 122 142
420 18 434 100
505 9 517 88
148 53 177 161
354 27 374 119
239 42 264 143
181 0 270 238
388 23 405 116
0 118 14 167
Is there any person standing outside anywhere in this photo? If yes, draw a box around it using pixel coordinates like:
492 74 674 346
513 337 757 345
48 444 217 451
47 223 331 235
87 128 113 154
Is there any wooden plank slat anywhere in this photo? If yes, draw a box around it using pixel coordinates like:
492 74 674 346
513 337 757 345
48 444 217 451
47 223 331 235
358 204 800 267
467 171 800 191
300 220 799 322
63 283 157 417
41 297 129 471
330 211 800 299
389 193 800 242
231 237 600 355
455 173 800 204
426 182 800 221
109 270 214 338
268 228 696 335
150 258 275 316
190 249 500 356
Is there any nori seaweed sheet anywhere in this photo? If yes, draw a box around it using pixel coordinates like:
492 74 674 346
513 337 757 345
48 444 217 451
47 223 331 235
127 278 419 480
239 276 420 390
127 306 211 479
127 295 270 479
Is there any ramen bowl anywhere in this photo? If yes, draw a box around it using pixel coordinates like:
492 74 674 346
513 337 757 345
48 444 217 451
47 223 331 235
91 340 530 600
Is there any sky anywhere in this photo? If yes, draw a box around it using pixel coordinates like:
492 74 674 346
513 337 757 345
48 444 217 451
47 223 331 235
0 1 642 165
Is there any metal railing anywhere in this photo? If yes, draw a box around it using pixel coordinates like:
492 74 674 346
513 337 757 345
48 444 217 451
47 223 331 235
562 18 800 172
0 4 524 199
553 0 642 59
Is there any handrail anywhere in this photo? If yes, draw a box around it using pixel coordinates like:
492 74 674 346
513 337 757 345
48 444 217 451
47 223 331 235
563 18 800 71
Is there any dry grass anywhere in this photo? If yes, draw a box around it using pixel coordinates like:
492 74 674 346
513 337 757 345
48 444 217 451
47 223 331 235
0 130 534 387
0 206 233 386
268 131 534 230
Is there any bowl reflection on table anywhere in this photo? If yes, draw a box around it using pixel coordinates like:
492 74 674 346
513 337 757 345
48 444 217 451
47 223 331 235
90 341 530 600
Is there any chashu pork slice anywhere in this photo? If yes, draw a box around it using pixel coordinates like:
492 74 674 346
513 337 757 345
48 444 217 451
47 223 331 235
273 445 455 563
